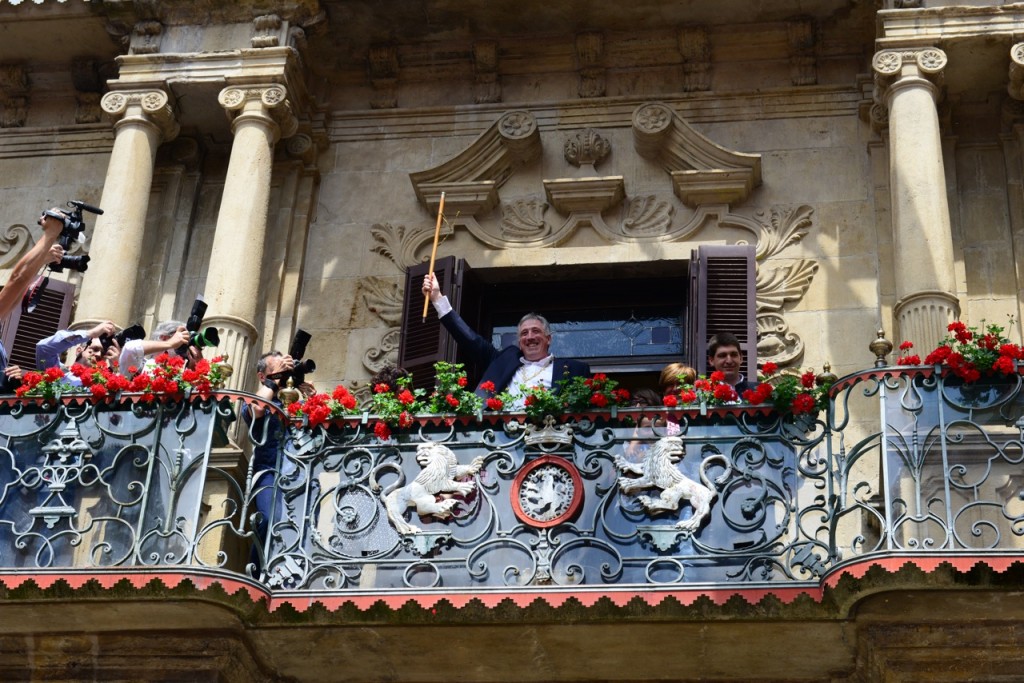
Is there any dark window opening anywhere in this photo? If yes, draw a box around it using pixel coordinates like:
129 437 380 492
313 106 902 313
399 246 756 395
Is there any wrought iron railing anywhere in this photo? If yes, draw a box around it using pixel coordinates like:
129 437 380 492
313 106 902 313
1 368 1023 601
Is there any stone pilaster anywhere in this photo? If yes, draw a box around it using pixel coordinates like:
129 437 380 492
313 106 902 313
873 48 960 347
75 89 179 328
204 84 297 391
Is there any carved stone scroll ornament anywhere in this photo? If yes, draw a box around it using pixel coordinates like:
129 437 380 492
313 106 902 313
363 328 400 375
375 442 484 536
756 313 805 367
0 223 31 269
370 222 446 272
499 199 549 241
613 436 732 533
622 195 674 237
360 276 403 326
101 89 180 143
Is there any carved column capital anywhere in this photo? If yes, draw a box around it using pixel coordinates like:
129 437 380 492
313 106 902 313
873 48 946 96
1008 43 1024 100
218 84 298 142
101 89 179 142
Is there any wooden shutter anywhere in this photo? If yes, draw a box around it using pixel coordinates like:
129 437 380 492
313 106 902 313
687 245 757 381
398 256 465 391
0 278 76 370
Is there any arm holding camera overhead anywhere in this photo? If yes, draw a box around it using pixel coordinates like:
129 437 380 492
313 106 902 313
0 210 65 320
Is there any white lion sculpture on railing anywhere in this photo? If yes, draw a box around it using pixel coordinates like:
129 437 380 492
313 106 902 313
377 442 485 535
613 436 732 532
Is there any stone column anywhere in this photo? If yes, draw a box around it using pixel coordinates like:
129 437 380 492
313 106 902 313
204 85 297 391
873 48 960 348
75 89 178 327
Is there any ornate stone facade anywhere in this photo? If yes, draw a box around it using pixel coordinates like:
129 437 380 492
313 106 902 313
2 0 1024 678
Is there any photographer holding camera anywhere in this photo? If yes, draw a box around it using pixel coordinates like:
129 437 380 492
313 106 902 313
117 320 192 376
35 320 120 381
0 208 67 392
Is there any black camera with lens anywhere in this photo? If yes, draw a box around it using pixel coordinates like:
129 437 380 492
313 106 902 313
268 328 316 386
99 323 146 356
180 296 220 357
45 200 102 274
24 200 103 314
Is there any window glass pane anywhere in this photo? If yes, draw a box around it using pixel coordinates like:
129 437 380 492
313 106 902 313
493 313 683 360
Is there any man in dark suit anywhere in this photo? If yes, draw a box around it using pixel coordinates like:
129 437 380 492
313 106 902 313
422 273 590 404
707 332 758 395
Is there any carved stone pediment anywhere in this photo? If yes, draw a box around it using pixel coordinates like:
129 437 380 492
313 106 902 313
632 102 762 207
408 110 542 216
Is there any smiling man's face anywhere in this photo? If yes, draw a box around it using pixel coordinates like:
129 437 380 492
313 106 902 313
518 317 552 362
709 344 743 385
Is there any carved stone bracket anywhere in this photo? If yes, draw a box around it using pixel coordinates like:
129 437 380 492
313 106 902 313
129 20 162 55
787 20 817 86
75 93 102 124
473 41 501 104
678 27 711 92
542 177 625 215
408 109 542 216
101 89 180 142
1009 43 1024 100
632 102 762 207
576 32 606 98
368 44 399 109
218 85 298 142
253 14 284 48
0 64 29 128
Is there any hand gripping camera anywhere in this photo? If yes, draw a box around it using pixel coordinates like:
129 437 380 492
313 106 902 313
179 296 221 357
268 328 316 386
99 323 146 356
45 200 101 274
24 200 102 313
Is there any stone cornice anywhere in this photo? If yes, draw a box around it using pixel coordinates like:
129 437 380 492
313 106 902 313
111 47 310 119
877 4 1024 47
329 87 861 142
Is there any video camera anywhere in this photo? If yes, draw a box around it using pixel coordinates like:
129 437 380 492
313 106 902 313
99 323 146 356
44 200 102 274
23 200 104 314
179 296 220 356
268 328 316 385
